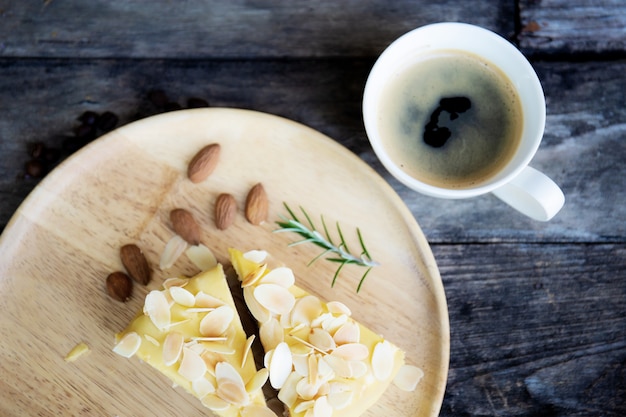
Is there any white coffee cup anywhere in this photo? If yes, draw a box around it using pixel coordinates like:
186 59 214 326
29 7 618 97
363 22 564 221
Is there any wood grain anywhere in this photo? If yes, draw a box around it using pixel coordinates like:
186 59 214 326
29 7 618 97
434 243 626 416
1 58 624 242
0 109 448 417
518 0 626 56
0 0 515 59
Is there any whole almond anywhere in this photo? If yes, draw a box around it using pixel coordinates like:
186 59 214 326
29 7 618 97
187 143 221 183
170 208 201 245
120 244 151 285
245 183 269 225
214 193 237 230
106 271 133 302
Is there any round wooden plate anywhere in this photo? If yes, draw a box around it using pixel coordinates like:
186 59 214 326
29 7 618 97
0 109 448 416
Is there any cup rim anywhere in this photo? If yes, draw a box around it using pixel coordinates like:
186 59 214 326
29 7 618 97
362 22 546 199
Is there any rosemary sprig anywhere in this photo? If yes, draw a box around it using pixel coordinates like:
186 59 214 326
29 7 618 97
274 203 380 292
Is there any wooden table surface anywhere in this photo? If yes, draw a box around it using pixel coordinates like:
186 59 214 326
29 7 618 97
1 1 624 416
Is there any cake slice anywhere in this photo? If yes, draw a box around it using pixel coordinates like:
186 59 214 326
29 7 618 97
229 248 407 417
113 264 277 417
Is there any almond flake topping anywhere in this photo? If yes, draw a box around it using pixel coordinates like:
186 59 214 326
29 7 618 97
192 377 216 398
241 263 268 287
178 347 207 381
393 364 424 392
313 395 333 417
326 301 352 316
260 317 284 352
160 235 188 270
163 277 188 289
169 286 195 307
243 249 268 263
243 286 271 323
331 343 369 361
215 362 250 406
254 283 296 316
259 267 295 288
162 331 184 366
309 328 336 353
241 334 256 368
113 332 142 358
269 342 293 389
371 340 395 381
291 295 323 327
332 321 360 345
202 394 230 411
245 368 269 395
200 305 234 337
143 290 171 331
195 291 225 308
185 244 218 271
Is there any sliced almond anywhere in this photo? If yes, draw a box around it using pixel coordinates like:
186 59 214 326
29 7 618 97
320 355 352 378
332 321 360 345
241 404 279 417
371 340 395 381
245 368 269 395
254 283 295 316
144 334 160 346
331 343 369 361
326 301 352 316
113 332 142 358
309 328 336 353
291 295 323 327
120 244 152 285
199 342 236 355
195 291 225 308
170 208 201 245
347 360 368 379
163 277 189 289
245 183 269 225
243 286 271 323
313 395 333 417
241 334 256 368
295 378 319 400
241 263 267 287
294 400 316 413
187 143 221 183
143 290 171 331
243 249 268 263
169 286 196 307
260 267 295 288
259 317 284 352
199 305 234 337
162 331 184 366
160 235 188 270
179 347 207 381
214 193 237 230
277 372 301 408
202 394 230 411
192 377 216 398
186 244 218 271
327 390 353 410
269 342 293 389
215 362 249 405
393 364 424 392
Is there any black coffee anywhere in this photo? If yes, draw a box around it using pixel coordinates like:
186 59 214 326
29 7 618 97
377 50 523 189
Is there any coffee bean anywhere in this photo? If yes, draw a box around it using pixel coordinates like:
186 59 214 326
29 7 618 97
96 111 119 132
148 90 169 108
187 97 209 108
25 159 45 178
164 101 182 112
29 142 45 159
74 123 96 141
78 111 99 126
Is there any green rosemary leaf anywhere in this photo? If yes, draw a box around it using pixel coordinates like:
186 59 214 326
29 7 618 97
274 203 380 292
336 222 350 254
356 267 373 293
331 261 347 287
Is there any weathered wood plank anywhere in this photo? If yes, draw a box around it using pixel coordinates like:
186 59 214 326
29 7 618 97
519 0 626 56
0 0 516 58
433 242 626 417
1 58 625 242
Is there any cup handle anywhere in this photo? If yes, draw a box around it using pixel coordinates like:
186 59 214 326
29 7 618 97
491 166 564 221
